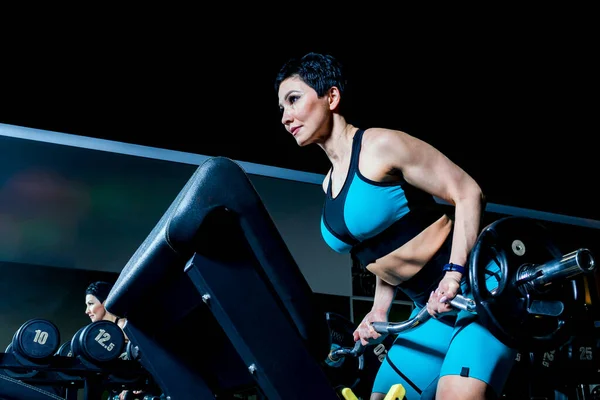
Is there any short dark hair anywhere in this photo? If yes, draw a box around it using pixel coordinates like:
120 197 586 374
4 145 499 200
274 52 347 100
85 281 113 304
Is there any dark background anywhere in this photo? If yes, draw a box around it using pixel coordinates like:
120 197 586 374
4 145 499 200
1 10 597 221
0 12 599 394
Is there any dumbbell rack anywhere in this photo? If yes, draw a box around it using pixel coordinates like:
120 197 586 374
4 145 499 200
0 351 152 399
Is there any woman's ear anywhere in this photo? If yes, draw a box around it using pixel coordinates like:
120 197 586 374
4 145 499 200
328 86 341 111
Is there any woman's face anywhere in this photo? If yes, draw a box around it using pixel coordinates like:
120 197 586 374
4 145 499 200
278 76 332 146
85 294 106 322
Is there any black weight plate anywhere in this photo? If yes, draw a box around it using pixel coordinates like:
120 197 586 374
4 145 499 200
469 217 572 351
12 319 60 359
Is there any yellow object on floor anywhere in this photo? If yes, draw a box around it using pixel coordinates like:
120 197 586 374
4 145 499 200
340 387 359 400
383 384 406 400
340 384 405 400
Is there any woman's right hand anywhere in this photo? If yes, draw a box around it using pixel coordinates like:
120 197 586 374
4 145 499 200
427 273 462 318
352 309 389 346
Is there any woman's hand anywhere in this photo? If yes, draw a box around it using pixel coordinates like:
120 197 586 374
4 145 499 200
353 309 389 346
427 273 461 318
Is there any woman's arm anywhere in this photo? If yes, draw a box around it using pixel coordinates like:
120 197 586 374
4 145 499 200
353 276 396 345
366 128 485 315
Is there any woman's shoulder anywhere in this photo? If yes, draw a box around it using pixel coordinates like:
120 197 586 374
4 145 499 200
115 317 128 329
363 127 410 139
362 127 413 151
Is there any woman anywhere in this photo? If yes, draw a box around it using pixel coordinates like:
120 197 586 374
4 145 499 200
275 52 517 399
84 281 127 335
85 281 138 400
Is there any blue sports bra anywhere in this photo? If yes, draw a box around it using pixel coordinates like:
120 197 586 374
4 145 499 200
320 129 445 267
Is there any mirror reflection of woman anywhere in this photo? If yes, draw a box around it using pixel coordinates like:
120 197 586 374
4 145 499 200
84 281 128 337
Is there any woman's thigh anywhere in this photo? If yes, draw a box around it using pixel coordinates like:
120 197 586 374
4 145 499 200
440 314 517 397
372 309 455 398
441 257 518 397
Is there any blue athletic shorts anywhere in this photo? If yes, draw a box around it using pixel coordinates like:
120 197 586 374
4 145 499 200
371 260 518 399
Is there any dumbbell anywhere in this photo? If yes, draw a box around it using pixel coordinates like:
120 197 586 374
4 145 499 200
3 318 60 378
55 340 73 357
10 318 60 361
70 320 126 365
54 339 87 382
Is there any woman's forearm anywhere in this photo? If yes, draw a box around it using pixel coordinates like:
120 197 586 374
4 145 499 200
372 276 396 315
449 189 485 268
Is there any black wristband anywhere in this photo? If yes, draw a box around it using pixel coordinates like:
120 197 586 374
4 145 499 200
442 263 466 275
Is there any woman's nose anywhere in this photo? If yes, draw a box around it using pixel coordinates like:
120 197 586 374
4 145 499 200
281 108 292 125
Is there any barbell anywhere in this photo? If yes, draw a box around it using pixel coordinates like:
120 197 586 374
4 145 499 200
377 217 595 350
334 216 596 363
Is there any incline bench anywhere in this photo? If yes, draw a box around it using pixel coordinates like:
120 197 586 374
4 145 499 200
105 157 342 400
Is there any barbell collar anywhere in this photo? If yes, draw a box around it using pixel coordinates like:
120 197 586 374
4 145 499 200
449 294 477 312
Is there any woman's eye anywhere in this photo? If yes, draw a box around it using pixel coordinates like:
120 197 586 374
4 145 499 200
279 95 300 113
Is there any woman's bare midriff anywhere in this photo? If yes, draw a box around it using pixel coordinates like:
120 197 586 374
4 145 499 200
366 215 453 286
